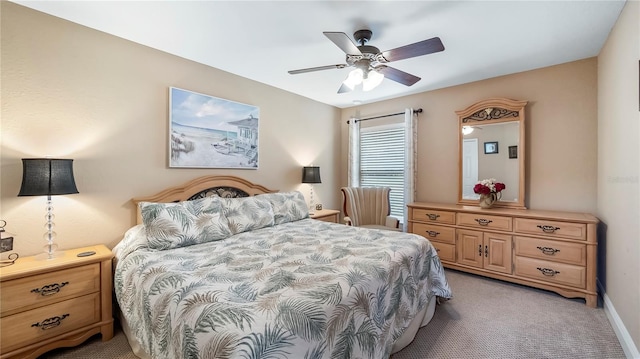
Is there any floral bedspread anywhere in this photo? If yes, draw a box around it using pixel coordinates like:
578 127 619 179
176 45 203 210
113 219 452 359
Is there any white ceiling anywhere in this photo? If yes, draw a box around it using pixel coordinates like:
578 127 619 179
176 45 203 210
14 1 625 109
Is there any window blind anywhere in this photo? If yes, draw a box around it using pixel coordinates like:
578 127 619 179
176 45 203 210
360 125 405 221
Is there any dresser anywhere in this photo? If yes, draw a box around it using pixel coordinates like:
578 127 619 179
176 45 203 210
0 245 114 358
407 203 598 307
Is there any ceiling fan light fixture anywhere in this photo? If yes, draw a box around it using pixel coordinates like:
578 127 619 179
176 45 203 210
362 70 384 91
462 126 474 135
343 68 364 90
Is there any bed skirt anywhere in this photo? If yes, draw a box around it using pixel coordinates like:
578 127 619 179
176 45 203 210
119 296 437 359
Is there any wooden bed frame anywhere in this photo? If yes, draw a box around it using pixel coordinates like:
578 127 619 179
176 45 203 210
131 175 276 224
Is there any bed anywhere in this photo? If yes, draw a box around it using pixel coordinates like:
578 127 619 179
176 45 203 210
113 175 452 359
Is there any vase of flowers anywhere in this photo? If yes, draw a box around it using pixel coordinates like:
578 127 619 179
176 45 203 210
474 178 506 209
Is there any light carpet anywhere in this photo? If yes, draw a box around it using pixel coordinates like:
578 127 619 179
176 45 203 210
41 269 625 359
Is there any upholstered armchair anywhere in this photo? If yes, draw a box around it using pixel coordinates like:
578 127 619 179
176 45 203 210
340 187 400 231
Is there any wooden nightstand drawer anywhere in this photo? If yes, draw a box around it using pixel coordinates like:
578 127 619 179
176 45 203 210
1 263 100 316
412 223 455 244
431 242 455 262
457 213 512 231
514 218 586 240
310 209 339 223
1 292 101 353
514 256 586 288
514 236 586 266
411 208 455 224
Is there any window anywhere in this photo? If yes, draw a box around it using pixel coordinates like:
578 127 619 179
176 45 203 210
359 123 405 222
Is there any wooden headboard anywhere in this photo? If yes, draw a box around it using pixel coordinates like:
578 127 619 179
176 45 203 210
131 175 277 224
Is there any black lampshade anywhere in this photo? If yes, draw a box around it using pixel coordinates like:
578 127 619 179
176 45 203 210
18 159 79 197
302 166 321 184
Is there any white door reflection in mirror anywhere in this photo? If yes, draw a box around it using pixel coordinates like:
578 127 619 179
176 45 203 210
462 138 479 199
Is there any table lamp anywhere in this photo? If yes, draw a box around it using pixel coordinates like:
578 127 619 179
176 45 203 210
18 158 79 260
302 166 321 214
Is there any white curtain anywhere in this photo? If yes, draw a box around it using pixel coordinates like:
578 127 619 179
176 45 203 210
403 108 417 230
348 117 361 187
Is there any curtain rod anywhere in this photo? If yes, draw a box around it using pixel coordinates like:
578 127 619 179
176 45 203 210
347 108 422 124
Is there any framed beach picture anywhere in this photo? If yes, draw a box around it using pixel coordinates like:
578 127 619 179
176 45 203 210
169 87 259 169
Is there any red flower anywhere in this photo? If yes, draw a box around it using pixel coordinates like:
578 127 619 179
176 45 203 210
473 183 491 195
494 182 506 192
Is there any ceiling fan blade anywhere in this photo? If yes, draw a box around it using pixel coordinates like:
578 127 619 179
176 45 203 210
380 37 444 62
337 83 352 94
288 64 347 75
323 32 362 56
377 66 421 86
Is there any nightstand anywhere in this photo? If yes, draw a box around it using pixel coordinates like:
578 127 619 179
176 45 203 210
310 209 340 223
0 245 114 359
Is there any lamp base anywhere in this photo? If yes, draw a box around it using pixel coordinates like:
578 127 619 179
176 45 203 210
34 250 65 261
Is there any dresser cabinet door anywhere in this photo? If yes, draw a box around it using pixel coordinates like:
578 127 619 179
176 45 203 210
483 232 512 274
457 229 483 268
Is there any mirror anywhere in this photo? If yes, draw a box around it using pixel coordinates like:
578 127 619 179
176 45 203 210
456 98 527 209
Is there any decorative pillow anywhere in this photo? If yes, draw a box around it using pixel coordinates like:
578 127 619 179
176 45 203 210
260 191 309 224
140 197 232 250
222 196 275 234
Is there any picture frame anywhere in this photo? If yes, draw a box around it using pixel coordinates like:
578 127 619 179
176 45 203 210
509 145 518 159
484 141 499 154
169 87 259 169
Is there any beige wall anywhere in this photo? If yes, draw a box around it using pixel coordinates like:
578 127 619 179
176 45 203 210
0 2 341 257
597 0 640 353
340 58 598 214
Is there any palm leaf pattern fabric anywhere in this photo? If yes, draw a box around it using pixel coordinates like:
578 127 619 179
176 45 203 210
114 219 452 359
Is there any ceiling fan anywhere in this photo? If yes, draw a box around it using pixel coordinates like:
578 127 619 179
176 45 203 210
288 29 444 93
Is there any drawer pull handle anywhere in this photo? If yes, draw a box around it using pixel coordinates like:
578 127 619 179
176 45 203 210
536 267 560 277
474 218 493 226
425 230 440 237
31 313 69 330
536 246 560 255
537 225 560 233
435 248 441 252
31 281 69 296
478 244 482 256
485 245 488 257
426 213 440 220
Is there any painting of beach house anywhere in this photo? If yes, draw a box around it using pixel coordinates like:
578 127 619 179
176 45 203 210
169 87 259 168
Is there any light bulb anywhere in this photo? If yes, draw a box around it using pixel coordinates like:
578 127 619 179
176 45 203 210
343 69 364 90
362 70 384 91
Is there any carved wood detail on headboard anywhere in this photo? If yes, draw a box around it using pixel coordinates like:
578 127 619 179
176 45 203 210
131 175 277 224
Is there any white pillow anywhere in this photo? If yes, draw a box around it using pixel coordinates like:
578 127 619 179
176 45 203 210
222 196 275 234
140 197 232 250
259 191 309 224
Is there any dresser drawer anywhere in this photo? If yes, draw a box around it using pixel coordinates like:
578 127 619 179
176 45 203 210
431 242 456 262
1 263 100 316
515 236 586 266
411 208 456 224
412 223 455 244
514 256 586 288
457 213 512 231
514 218 586 240
1 292 101 353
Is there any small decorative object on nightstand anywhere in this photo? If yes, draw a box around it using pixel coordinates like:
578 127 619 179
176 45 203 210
0 220 19 267
0 244 114 358
310 209 340 223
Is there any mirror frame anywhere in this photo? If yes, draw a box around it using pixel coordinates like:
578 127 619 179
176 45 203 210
456 98 528 209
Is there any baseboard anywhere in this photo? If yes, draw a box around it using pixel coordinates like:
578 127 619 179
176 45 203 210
598 280 640 359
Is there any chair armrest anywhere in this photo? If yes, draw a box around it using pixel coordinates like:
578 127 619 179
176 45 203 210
344 216 353 226
385 216 400 229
